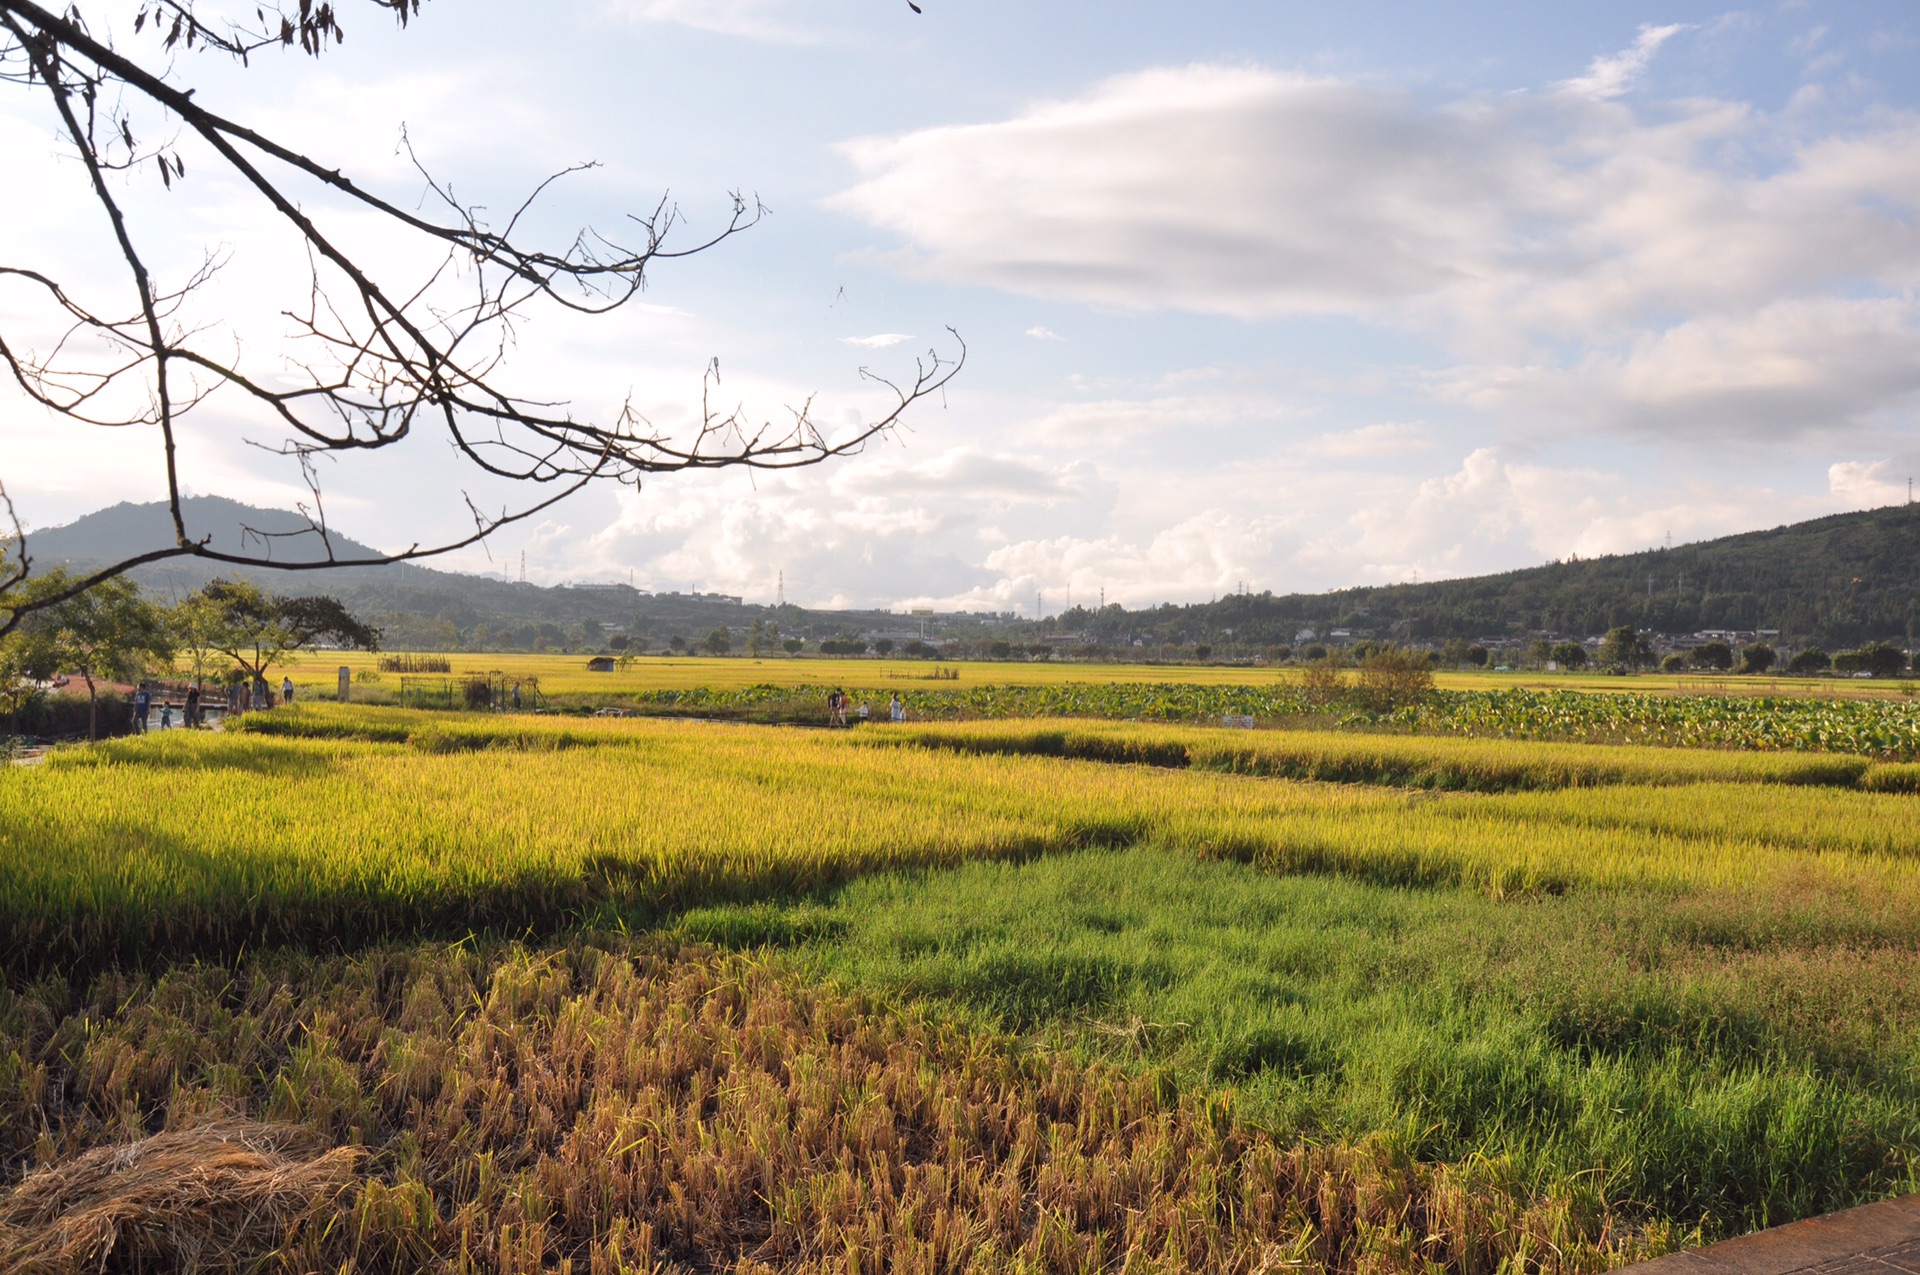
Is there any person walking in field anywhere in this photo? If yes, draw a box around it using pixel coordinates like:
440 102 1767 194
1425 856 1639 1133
828 688 846 727
282 675 295 705
184 684 201 728
512 681 522 710
132 683 151 733
890 692 905 723
158 702 172 730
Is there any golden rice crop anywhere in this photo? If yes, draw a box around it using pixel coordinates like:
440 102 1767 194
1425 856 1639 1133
278 649 1920 701
883 719 1880 790
5 706 1920 972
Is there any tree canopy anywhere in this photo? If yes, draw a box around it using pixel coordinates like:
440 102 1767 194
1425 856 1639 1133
181 579 378 684
9 569 172 737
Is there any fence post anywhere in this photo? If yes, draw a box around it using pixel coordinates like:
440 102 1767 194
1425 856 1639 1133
338 666 351 703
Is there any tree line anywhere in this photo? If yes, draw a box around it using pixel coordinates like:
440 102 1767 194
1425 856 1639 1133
1 574 376 740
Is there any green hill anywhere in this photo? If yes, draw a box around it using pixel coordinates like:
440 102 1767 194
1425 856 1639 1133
1065 503 1920 650
26 497 1920 652
21 498 920 649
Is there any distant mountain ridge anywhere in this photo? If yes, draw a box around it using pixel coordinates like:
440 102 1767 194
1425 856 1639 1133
18 497 900 647
1073 502 1920 650
24 496 387 570
21 496 1920 649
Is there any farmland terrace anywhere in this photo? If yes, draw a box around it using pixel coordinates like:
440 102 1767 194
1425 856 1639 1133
3 699 1920 1272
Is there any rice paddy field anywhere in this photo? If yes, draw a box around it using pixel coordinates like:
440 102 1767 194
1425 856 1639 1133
282 648 1920 700
5 697 1920 1272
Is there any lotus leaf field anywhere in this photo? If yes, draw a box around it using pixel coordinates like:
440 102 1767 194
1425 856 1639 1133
4 690 1920 1274
591 681 1920 759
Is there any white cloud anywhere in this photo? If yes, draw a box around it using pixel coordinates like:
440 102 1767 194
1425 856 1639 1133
832 65 1516 320
915 447 1856 610
1557 24 1688 99
1025 326 1063 340
965 510 1285 610
836 447 1085 501
829 57 1920 442
1023 393 1295 443
833 56 1920 329
1829 460 1910 509
471 442 1114 605
1299 422 1432 459
841 333 915 348
1450 297 1920 437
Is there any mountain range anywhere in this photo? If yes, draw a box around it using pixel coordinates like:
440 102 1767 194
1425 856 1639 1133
20 496 1920 650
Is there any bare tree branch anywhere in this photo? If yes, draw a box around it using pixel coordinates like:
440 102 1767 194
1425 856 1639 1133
0 0 962 638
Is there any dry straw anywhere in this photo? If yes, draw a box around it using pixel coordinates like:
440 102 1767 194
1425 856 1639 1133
0 1119 361 1273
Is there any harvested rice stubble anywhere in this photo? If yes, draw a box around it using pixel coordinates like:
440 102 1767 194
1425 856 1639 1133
0 940 1653 1274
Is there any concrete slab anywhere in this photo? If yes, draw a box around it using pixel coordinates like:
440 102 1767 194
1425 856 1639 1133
1629 1196 1920 1275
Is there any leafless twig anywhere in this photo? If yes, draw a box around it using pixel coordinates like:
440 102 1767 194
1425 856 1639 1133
0 0 962 636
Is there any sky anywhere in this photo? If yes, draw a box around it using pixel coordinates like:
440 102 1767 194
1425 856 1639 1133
5 1 1920 611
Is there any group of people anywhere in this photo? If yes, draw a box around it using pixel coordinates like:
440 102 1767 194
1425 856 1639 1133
131 674 297 732
826 689 907 727
132 682 197 732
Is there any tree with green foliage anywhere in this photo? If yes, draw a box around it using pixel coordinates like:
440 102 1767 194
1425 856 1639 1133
1689 641 1734 671
1661 653 1688 673
14 569 172 739
182 579 377 693
1597 626 1654 668
1856 642 1909 678
1738 643 1776 674
1787 647 1830 675
874 638 896 656
0 635 36 739
701 628 732 656
783 637 804 655
1549 641 1588 670
167 591 222 690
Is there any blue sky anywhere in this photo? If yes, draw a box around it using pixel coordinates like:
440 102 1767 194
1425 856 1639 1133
6 1 1920 609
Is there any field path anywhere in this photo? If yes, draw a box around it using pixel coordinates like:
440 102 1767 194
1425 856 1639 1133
1631 1195 1920 1275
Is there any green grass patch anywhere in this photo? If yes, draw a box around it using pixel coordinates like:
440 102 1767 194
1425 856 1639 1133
679 845 1920 1237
